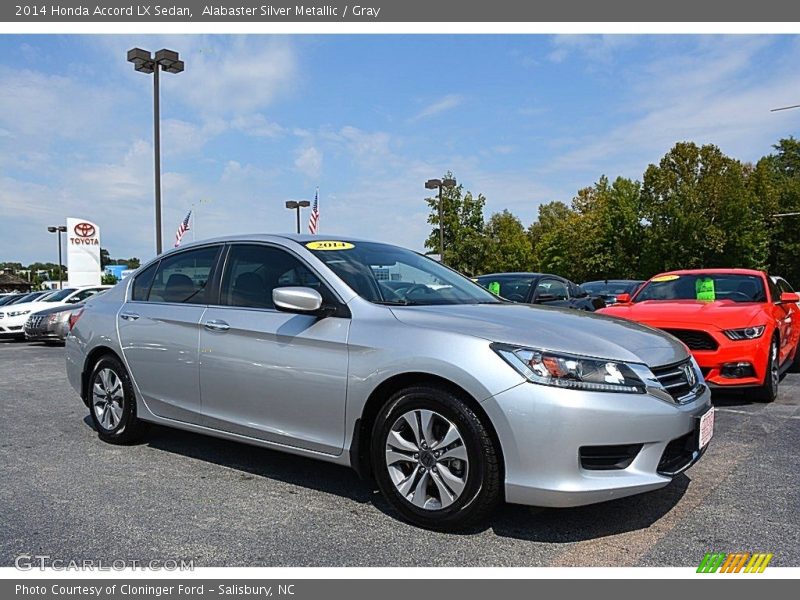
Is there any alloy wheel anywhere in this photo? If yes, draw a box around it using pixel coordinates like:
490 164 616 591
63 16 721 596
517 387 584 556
92 368 124 431
385 409 469 510
770 340 780 391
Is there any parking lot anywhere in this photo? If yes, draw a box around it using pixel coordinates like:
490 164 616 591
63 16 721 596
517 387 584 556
1 340 798 568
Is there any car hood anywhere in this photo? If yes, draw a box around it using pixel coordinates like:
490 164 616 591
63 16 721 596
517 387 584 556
390 303 688 367
600 299 766 328
30 302 80 316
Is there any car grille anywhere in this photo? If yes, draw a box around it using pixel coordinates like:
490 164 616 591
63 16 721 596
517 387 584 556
651 359 697 402
662 328 718 351
657 431 696 475
26 315 46 330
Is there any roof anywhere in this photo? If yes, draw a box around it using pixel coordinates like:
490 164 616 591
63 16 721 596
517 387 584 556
175 233 380 248
0 273 31 286
650 268 766 278
476 272 550 278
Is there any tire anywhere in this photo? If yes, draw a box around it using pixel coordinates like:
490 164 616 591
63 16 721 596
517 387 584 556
753 338 779 403
370 385 501 531
790 341 800 373
88 355 147 444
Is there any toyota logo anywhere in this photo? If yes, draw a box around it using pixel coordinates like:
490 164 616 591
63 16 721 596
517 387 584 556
74 222 96 238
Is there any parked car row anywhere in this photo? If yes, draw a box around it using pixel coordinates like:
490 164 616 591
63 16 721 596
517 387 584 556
0 285 110 343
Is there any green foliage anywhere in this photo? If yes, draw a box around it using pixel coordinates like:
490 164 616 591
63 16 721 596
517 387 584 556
425 139 800 284
101 273 118 285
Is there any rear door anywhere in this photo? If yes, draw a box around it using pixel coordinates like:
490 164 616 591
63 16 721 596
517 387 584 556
117 245 222 423
198 243 350 455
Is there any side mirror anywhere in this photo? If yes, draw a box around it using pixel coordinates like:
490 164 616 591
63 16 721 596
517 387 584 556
780 292 800 304
273 287 323 314
615 293 631 303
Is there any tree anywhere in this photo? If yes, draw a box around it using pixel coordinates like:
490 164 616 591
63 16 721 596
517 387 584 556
100 247 111 269
640 142 768 275
482 210 534 273
424 172 487 276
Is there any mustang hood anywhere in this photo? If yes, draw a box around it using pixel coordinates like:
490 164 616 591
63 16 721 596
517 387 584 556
390 303 688 367
602 299 766 328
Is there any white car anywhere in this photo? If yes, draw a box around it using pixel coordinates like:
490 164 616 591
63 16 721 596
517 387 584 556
0 286 110 340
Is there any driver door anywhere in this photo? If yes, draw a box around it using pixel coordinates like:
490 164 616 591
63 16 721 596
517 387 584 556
198 243 350 455
533 277 571 308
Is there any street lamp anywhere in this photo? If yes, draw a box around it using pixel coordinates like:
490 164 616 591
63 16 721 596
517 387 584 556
285 200 311 234
425 177 457 265
127 47 185 255
46 225 67 289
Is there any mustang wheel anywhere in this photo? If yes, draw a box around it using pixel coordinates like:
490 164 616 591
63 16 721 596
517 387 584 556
88 355 147 444
753 338 779 403
371 385 501 530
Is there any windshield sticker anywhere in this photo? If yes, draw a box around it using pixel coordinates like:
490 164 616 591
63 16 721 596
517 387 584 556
651 274 680 283
488 281 501 295
696 277 716 301
305 241 355 251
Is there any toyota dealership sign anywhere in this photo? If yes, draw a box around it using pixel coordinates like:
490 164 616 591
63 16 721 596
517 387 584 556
66 217 101 286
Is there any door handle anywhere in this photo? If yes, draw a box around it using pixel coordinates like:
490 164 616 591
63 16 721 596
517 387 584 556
119 312 140 321
204 319 230 332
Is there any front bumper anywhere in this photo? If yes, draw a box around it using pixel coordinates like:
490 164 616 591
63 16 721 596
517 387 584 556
692 337 769 388
483 382 713 508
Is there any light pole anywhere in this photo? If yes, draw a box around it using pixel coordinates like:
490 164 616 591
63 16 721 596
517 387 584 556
425 177 457 265
285 200 311 234
127 47 185 255
46 225 67 289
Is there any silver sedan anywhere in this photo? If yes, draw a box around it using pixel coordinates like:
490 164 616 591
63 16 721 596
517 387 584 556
65 235 713 530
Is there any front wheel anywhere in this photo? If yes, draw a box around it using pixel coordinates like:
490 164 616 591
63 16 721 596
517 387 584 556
370 386 501 531
88 355 147 444
753 338 779 403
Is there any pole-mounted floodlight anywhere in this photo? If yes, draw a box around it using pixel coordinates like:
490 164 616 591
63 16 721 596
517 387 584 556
286 200 311 234
46 225 68 290
425 177 457 265
127 47 185 255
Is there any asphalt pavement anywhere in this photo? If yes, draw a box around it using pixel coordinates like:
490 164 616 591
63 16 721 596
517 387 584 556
1 340 798 567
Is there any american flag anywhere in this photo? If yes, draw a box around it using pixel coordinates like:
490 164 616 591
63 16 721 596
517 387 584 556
308 188 320 234
174 210 192 247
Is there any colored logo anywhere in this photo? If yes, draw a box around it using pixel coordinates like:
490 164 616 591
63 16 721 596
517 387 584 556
73 222 96 238
697 552 773 573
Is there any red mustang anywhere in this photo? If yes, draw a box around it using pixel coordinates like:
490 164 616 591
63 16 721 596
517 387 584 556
599 269 800 401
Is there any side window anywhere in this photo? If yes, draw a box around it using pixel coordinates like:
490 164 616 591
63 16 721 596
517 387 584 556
131 262 158 301
221 244 329 309
73 288 101 302
778 279 794 294
147 246 221 304
768 277 781 304
535 278 569 301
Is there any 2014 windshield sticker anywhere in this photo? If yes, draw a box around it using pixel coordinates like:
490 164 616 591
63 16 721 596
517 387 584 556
306 241 355 250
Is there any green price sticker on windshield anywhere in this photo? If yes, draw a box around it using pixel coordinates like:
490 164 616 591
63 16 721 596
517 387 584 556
696 277 715 301
488 281 501 295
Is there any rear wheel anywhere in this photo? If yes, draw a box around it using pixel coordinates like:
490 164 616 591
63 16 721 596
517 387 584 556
753 338 779 403
370 385 501 531
88 355 147 444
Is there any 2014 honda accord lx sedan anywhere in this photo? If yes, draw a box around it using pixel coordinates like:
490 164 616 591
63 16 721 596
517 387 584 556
65 235 714 530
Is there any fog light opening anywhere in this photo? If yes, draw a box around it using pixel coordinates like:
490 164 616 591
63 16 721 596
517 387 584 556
720 362 755 379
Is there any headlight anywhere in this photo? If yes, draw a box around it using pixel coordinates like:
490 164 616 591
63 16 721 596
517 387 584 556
492 344 646 393
723 325 765 340
8 310 30 317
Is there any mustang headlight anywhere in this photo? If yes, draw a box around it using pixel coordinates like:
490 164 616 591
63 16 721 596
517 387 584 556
8 310 30 317
723 325 765 341
492 344 646 393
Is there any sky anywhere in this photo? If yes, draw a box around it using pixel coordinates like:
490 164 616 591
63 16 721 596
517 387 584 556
1 34 800 264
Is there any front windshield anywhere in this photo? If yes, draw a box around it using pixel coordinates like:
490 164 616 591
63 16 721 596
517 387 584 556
635 274 766 303
42 288 78 302
307 241 502 306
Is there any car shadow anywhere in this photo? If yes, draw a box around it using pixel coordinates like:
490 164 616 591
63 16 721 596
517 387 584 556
83 416 376 505
83 415 691 539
